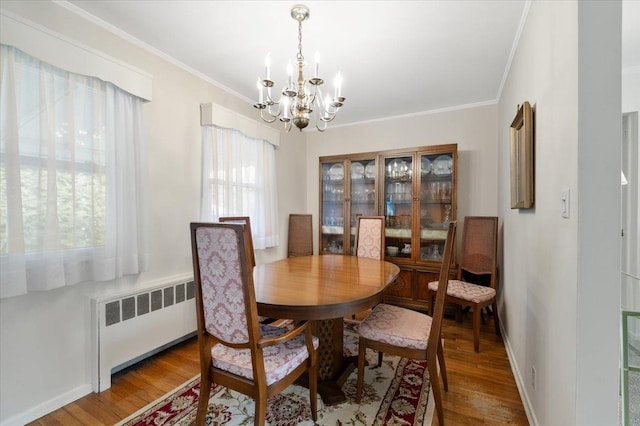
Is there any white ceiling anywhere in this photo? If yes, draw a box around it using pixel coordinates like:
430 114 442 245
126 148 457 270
63 0 639 128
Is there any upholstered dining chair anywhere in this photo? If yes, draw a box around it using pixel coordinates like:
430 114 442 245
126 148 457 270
428 216 499 352
351 216 385 320
287 214 313 257
219 216 287 326
190 222 319 426
354 215 385 260
219 216 255 268
356 221 456 426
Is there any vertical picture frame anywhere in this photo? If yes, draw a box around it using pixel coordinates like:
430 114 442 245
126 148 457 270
510 101 534 209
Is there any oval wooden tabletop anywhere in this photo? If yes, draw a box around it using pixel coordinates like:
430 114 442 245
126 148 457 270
254 254 400 320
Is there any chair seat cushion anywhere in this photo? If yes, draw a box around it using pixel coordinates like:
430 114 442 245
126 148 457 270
211 324 318 385
428 280 496 304
358 303 432 350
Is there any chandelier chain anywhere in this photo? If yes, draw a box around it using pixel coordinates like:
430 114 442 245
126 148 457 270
297 20 304 62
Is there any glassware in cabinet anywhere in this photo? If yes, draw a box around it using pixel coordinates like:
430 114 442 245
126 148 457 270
383 155 414 260
320 157 378 255
321 161 346 253
348 158 377 254
418 151 455 265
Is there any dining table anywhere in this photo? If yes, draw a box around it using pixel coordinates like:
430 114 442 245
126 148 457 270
253 254 400 405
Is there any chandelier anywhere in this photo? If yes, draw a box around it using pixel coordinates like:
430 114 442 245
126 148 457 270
253 4 345 132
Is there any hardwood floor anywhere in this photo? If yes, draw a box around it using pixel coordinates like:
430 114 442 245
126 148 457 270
437 318 528 425
30 315 528 425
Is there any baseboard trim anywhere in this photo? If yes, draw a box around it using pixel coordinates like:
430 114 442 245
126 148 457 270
500 317 539 426
1 384 93 426
1 332 198 425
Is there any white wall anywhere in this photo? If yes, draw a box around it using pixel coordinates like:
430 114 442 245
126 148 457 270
574 2 621 423
304 105 500 253
497 1 621 425
622 72 640 115
0 1 305 423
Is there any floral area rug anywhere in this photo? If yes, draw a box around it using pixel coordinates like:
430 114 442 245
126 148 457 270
117 322 434 425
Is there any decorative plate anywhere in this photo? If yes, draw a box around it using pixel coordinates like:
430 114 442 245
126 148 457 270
365 161 376 179
432 155 453 175
328 164 344 180
421 156 432 175
351 162 365 179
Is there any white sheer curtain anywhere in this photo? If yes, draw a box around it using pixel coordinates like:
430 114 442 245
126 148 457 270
0 45 149 299
201 126 278 249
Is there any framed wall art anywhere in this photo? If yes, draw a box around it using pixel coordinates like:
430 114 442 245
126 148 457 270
510 101 534 209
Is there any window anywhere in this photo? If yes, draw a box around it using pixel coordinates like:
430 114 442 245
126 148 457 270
201 126 278 249
0 45 148 298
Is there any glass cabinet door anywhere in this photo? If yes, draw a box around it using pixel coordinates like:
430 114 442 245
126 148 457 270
321 161 346 253
383 155 414 260
418 151 454 264
348 158 377 254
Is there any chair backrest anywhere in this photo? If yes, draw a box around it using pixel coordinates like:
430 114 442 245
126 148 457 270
287 214 313 257
354 216 385 260
427 221 457 360
459 216 498 288
190 222 259 346
219 216 256 268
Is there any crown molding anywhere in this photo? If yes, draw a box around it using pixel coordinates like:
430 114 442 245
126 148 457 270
53 0 254 105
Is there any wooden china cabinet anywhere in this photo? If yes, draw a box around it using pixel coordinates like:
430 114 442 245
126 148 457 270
319 143 457 311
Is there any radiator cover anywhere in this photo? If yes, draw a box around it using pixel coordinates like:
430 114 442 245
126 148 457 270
90 276 197 391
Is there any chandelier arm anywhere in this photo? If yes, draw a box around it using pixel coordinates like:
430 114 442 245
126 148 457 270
321 113 337 123
260 109 279 123
313 103 328 132
308 89 317 106
316 86 330 119
324 105 337 116
266 102 282 118
265 90 281 105
315 107 328 130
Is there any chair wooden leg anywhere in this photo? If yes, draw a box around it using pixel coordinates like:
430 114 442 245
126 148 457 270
437 339 448 391
492 302 501 336
455 305 464 323
255 391 267 426
377 351 383 367
195 370 212 425
308 354 318 421
473 305 481 352
429 290 435 315
356 338 367 403
428 358 445 425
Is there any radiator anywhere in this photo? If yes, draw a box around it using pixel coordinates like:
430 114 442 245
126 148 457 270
90 275 197 392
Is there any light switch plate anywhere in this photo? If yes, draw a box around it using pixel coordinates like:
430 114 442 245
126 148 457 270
561 189 570 218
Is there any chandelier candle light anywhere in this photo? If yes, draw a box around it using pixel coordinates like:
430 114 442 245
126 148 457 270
253 4 345 132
